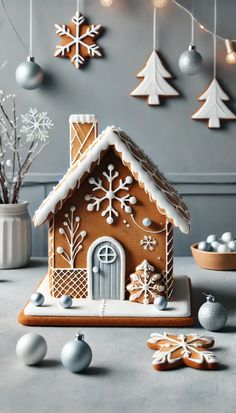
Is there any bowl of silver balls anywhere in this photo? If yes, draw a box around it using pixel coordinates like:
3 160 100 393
191 232 236 270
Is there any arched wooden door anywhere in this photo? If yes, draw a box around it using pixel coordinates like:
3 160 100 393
87 237 125 300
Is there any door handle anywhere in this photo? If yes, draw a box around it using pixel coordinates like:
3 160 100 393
93 266 99 273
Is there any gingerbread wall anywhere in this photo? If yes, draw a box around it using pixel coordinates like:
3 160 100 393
50 148 168 288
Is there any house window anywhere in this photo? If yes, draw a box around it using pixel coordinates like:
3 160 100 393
97 245 117 264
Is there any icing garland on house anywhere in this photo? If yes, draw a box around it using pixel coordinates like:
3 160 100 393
140 236 158 251
56 206 87 267
147 333 217 370
126 260 165 304
85 163 137 224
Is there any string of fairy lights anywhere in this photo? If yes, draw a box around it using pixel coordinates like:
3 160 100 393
100 0 236 65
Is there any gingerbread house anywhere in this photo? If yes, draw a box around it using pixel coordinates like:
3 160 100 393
33 115 190 305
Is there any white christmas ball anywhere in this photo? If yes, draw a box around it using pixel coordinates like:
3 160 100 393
221 232 233 243
198 241 211 252
206 234 217 243
60 295 73 309
198 295 228 331
178 45 203 75
61 333 92 373
228 240 236 252
153 295 167 310
217 244 230 253
16 333 47 365
15 57 44 90
211 241 220 252
31 292 44 306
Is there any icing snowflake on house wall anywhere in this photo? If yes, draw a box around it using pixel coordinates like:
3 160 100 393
54 11 102 69
85 164 137 224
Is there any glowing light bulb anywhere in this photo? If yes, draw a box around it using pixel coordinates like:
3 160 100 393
225 39 236 64
199 24 205 30
100 0 113 7
153 0 169 8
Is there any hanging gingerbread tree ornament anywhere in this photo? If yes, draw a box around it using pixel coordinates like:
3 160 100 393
131 7 179 105
54 0 102 69
192 0 236 128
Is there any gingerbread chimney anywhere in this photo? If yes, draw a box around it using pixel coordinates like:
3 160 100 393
69 114 98 165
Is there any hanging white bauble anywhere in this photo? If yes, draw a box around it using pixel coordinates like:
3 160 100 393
198 294 228 331
16 333 47 365
61 333 92 373
178 44 203 75
15 56 44 90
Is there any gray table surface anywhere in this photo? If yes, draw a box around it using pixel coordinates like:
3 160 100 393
0 257 236 413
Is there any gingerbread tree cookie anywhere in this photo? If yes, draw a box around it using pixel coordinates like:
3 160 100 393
126 260 165 304
54 11 102 69
147 333 218 370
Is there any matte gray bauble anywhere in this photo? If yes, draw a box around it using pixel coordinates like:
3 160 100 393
154 295 167 310
16 333 47 365
31 292 44 306
61 333 92 373
59 295 73 309
15 56 44 90
198 294 228 331
178 44 203 75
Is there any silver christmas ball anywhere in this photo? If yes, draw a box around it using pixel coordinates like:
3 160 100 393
198 294 228 331
15 56 44 90
61 333 92 373
31 292 44 306
154 295 167 310
16 333 47 365
59 295 73 309
178 44 203 75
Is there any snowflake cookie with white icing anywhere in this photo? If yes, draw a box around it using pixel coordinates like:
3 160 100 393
147 333 218 371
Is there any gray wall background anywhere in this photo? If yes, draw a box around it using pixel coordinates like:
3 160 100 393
1 0 236 256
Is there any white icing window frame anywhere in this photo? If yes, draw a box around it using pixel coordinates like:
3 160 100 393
87 236 126 300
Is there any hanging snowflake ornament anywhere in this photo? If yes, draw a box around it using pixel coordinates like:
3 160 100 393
85 164 137 224
54 10 102 69
21 108 53 142
140 236 157 251
126 260 165 304
147 333 218 371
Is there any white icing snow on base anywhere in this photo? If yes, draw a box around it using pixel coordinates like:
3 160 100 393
24 274 191 318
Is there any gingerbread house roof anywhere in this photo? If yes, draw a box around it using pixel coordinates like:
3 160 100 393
33 126 190 233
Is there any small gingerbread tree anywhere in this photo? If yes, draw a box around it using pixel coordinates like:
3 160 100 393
192 78 236 128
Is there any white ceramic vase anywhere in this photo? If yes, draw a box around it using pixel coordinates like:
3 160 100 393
0 202 32 269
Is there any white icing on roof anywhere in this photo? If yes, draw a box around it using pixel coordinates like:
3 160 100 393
33 126 190 233
69 114 98 124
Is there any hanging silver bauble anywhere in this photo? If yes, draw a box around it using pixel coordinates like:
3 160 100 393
178 44 203 75
61 332 92 373
198 294 228 331
15 56 44 90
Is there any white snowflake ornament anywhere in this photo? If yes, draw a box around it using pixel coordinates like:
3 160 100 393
21 108 53 142
85 164 137 224
54 11 102 69
140 236 157 251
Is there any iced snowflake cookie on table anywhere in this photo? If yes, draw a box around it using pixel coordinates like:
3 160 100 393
147 333 218 371
54 8 102 69
18 114 193 327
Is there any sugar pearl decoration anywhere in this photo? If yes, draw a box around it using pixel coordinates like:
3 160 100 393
154 296 167 310
61 332 92 373
16 333 47 365
31 292 44 306
60 295 73 309
142 218 152 227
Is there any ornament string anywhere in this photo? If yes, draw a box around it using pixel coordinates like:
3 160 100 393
213 0 217 79
77 0 80 14
153 6 157 51
29 0 33 57
191 14 194 45
1 0 27 51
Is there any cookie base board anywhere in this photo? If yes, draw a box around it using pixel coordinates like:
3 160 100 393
18 274 194 327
